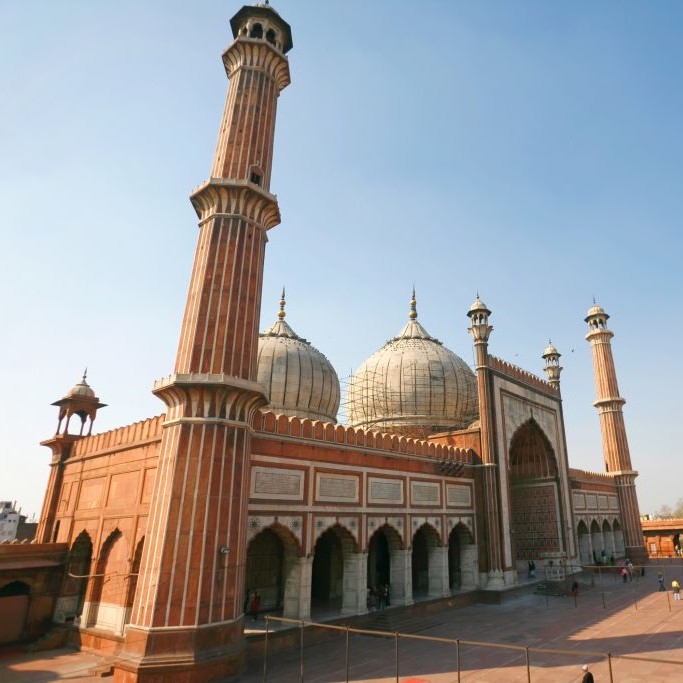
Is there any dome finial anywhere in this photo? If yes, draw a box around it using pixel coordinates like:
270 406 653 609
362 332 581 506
409 286 418 320
82 367 88 383
278 287 286 320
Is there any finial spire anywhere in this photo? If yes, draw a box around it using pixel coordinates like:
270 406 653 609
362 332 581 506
278 287 286 319
82 367 88 383
409 287 418 320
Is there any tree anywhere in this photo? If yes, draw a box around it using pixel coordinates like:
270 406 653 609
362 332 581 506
653 500 683 519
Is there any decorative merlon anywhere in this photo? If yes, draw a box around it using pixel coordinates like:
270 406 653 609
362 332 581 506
488 356 559 394
71 415 165 458
253 411 474 462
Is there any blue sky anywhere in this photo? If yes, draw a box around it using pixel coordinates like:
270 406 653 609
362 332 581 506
1 1 682 519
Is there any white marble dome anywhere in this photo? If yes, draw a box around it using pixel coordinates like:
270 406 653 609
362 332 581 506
347 292 478 435
257 292 340 422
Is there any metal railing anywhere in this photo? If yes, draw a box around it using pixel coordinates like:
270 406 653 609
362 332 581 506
259 599 683 683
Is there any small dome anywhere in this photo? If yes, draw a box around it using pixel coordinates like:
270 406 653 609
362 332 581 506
586 304 606 318
468 294 491 320
542 342 560 358
347 292 478 435
257 291 340 422
66 372 96 399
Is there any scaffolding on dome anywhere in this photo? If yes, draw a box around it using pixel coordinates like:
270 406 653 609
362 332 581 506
341 361 455 440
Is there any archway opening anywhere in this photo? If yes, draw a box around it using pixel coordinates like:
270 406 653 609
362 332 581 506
311 529 343 609
613 520 625 558
448 523 475 591
590 520 602 564
311 525 358 616
411 524 440 599
509 419 561 572
59 530 93 624
246 528 285 615
368 530 390 593
601 520 614 563
88 529 127 632
124 537 144 626
577 521 591 566
0 581 30 645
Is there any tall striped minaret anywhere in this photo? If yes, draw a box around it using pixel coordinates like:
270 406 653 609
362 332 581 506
114 6 292 682
467 296 505 589
585 304 646 563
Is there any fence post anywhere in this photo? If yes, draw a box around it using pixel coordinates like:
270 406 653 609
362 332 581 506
525 646 531 683
455 639 461 683
345 626 350 683
262 617 270 683
668 589 672 612
300 621 304 683
395 632 400 683
607 653 614 682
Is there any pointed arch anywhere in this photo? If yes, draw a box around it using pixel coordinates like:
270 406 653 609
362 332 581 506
312 522 359 554
577 520 591 566
509 419 561 570
311 524 361 617
448 522 476 591
124 536 144 626
509 418 558 479
55 530 93 623
246 524 300 616
411 523 441 598
601 519 614 560
612 519 625 557
86 528 128 633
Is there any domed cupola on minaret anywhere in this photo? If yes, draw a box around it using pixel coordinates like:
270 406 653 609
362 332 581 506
347 289 479 436
257 289 340 422
51 370 106 437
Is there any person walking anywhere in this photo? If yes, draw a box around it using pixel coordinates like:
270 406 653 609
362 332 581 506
658 572 666 591
672 578 681 601
249 590 261 620
581 664 594 682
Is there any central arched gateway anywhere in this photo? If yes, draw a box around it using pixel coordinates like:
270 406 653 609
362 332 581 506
509 419 562 572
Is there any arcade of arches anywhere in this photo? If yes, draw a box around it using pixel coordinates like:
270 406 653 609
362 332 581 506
576 518 625 565
244 521 477 620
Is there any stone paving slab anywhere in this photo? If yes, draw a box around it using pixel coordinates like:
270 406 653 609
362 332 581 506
3 573 683 681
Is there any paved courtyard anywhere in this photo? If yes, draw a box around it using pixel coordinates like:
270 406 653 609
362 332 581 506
4 568 683 682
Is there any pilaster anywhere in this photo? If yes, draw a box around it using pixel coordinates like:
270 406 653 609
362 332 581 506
283 555 312 620
341 552 367 615
390 549 413 606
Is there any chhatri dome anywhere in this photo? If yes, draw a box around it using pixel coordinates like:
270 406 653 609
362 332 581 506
257 289 340 422
347 290 479 435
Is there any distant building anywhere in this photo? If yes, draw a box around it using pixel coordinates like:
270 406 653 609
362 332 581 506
0 501 21 543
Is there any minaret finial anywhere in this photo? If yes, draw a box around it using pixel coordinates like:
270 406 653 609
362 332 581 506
278 287 286 319
82 367 88 383
409 286 418 320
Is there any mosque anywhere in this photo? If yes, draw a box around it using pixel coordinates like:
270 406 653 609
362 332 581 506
23 3 645 681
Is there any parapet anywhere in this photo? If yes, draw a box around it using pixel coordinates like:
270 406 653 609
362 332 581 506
71 414 165 457
253 410 473 463
489 356 560 395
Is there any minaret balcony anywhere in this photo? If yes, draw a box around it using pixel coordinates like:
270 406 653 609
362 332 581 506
190 178 281 228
